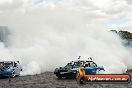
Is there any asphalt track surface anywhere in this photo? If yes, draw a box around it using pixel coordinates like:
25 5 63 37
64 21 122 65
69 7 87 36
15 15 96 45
0 70 132 88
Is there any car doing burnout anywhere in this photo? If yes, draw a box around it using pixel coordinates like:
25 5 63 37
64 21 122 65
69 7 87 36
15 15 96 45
54 57 105 79
54 59 86 79
0 61 22 77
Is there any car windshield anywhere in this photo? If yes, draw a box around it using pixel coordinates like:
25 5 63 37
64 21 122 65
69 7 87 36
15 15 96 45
0 62 12 69
73 61 85 67
65 61 85 68
65 63 73 68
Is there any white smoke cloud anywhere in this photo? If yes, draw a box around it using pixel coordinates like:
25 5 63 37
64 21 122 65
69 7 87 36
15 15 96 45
0 42 14 61
0 0 131 75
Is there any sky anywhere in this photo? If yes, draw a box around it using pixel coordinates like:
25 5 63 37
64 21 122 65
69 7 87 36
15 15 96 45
0 0 132 32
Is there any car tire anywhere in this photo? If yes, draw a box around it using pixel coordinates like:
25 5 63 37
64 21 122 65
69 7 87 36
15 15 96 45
11 71 16 78
56 74 62 79
58 75 62 79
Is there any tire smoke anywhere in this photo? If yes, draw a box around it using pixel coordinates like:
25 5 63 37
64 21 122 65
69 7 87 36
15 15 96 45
0 0 131 75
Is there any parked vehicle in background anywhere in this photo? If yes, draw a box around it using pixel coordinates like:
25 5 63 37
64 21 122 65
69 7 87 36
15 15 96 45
0 61 22 77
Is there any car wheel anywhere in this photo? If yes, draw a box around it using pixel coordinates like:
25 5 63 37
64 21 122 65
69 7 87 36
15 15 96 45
56 74 62 79
11 71 16 78
58 75 62 79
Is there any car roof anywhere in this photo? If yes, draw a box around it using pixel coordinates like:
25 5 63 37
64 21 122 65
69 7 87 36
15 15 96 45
71 59 93 62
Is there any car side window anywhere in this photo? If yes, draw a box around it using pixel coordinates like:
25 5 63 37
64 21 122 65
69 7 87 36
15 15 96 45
90 62 97 68
84 61 97 68
84 62 91 67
